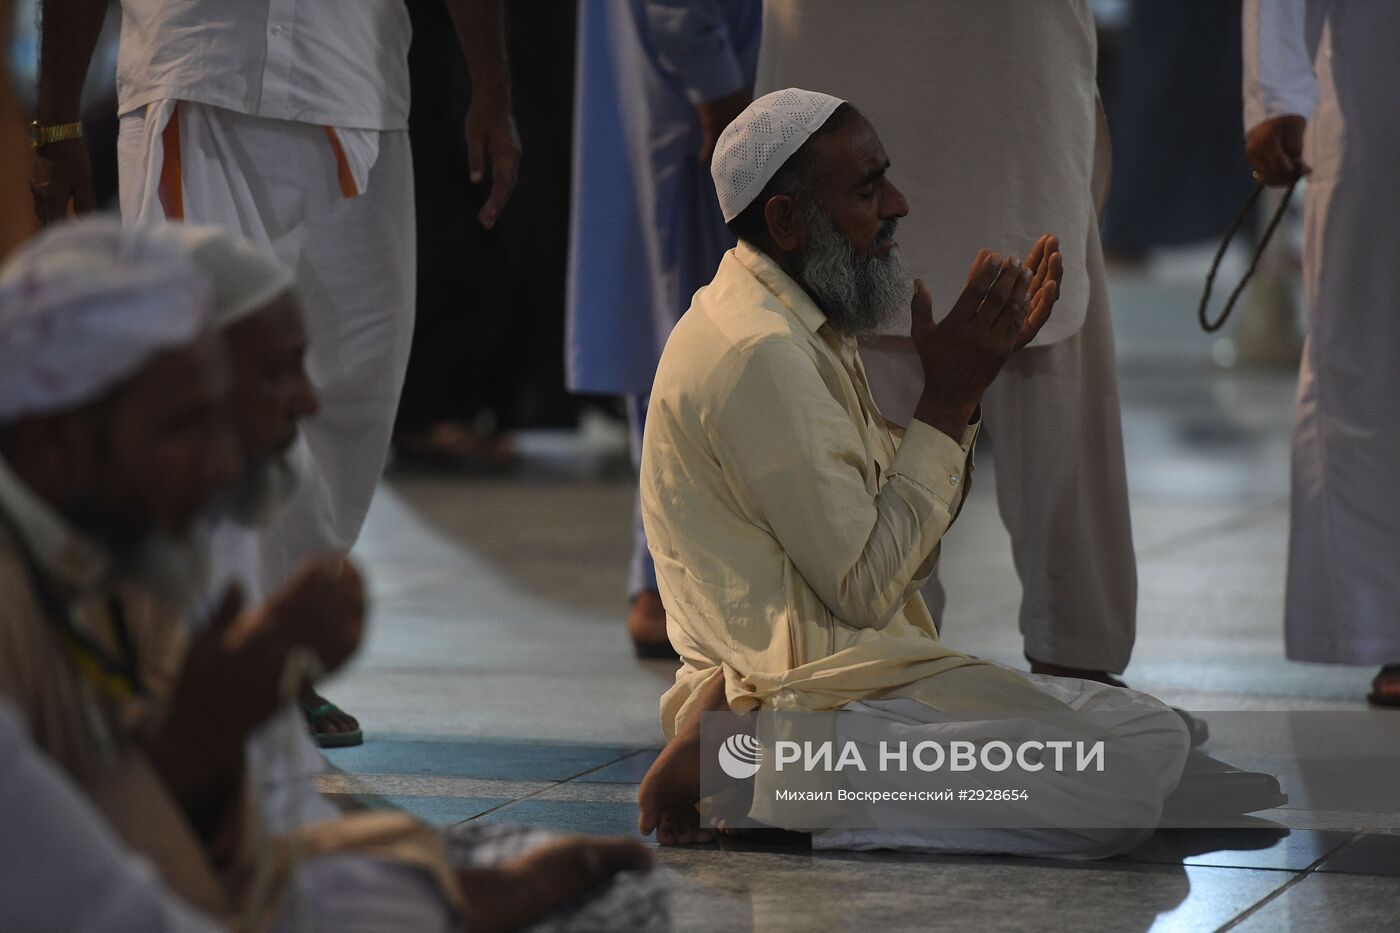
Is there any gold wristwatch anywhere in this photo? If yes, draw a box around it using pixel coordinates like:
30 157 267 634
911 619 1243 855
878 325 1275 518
30 120 84 150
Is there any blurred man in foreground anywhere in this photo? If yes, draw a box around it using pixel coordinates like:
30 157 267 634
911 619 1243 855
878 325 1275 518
0 220 660 930
32 0 523 746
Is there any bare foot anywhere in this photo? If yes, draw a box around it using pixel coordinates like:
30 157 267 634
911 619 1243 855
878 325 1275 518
638 730 717 846
1368 665 1400 707
457 835 652 933
638 671 727 846
1028 658 1127 688
628 589 677 659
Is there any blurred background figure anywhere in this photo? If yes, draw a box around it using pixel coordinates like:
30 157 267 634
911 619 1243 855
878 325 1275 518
5 0 120 254
28 0 519 747
1243 0 1400 705
1 0 37 255
394 0 582 474
759 0 1139 685
1099 0 1302 369
1101 0 1255 264
567 0 760 658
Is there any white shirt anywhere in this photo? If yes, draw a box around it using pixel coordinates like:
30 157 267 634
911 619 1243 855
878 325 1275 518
116 0 412 130
0 697 222 932
1242 0 1321 131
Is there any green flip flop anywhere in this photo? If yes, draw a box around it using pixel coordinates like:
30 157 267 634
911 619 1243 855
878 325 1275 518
301 701 364 748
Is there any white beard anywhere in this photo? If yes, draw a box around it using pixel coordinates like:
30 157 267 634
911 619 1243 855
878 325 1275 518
120 530 210 608
221 454 299 528
796 201 911 339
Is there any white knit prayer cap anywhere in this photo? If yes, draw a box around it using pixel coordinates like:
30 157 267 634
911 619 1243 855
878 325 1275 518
157 225 295 329
0 218 210 421
711 87 846 223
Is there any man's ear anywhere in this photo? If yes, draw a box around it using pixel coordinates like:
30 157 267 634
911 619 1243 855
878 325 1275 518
763 194 803 253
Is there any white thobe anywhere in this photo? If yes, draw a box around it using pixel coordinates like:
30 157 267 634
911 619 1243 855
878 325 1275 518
757 0 1136 671
1244 0 1400 665
115 0 416 594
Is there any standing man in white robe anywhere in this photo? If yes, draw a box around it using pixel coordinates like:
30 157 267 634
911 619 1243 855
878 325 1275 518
30 0 521 743
755 1 1135 682
1243 0 1400 702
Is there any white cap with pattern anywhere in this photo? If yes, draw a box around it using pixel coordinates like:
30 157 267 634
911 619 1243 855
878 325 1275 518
0 218 209 421
711 87 846 223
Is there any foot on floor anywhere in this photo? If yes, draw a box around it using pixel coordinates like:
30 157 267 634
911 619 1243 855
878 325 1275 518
300 680 363 748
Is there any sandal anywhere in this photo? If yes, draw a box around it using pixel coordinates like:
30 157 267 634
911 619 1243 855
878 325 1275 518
302 701 364 748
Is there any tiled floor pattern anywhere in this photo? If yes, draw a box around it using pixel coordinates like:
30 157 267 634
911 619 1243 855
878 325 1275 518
317 737 1400 932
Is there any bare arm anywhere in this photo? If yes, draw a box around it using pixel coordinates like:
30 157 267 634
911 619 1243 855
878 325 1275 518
30 0 108 223
443 0 521 228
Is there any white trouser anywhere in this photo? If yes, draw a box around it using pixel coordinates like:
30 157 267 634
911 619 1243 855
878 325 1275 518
859 229 1136 673
815 672 1190 859
119 101 416 591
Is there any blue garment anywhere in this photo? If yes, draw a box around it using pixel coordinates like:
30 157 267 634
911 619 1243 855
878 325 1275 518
566 0 762 395
626 393 659 596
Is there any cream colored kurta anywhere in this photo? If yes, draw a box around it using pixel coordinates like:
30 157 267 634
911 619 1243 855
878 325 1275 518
756 0 1100 346
642 243 1076 737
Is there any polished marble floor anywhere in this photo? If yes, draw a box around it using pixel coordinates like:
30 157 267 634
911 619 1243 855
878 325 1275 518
320 265 1398 932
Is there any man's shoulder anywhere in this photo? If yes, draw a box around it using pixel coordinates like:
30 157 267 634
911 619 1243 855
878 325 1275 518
657 304 815 422
662 259 815 382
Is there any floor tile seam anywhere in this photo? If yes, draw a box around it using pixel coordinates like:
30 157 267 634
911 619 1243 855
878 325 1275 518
1303 830 1399 876
314 771 555 799
457 749 654 823
1212 831 1366 932
1133 496 1289 563
1136 860 1314 875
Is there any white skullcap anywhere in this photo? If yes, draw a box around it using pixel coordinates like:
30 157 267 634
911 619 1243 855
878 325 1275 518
711 87 846 223
0 218 210 421
155 224 295 329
